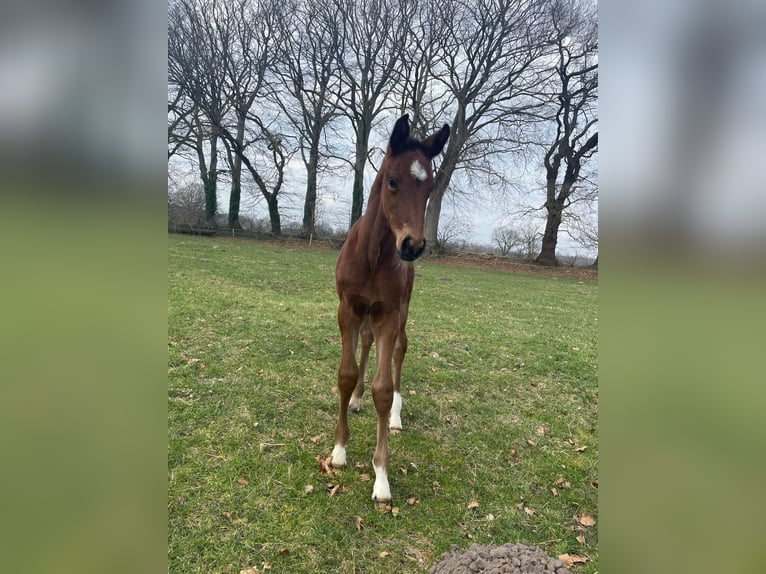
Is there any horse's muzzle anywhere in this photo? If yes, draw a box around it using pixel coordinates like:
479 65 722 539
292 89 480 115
400 236 426 261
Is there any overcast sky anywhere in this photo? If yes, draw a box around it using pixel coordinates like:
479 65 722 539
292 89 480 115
169 127 598 259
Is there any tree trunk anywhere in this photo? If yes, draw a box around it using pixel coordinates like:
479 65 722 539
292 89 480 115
228 183 241 229
537 200 564 266
266 194 281 236
228 114 246 230
204 175 217 226
302 142 319 235
198 131 218 226
424 193 443 252
424 119 462 251
350 120 371 226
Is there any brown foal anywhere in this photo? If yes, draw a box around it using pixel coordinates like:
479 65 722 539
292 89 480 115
330 114 450 505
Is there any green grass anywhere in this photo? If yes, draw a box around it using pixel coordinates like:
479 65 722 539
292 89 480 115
168 234 598 573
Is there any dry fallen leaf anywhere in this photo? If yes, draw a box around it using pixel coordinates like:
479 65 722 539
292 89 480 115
278 548 290 556
551 487 558 497
406 496 420 506
558 554 588 568
358 474 371 482
467 500 480 510
237 477 249 486
536 425 549 435
578 514 596 527
576 534 586 545
327 484 340 497
240 567 259 574
527 440 537 447
310 435 321 444
524 507 536 516
399 467 408 475
575 445 588 453
409 390 417 395
304 484 314 494
222 511 233 521
391 506 400 517
352 516 364 531
379 551 390 558
315 455 335 476
592 480 599 488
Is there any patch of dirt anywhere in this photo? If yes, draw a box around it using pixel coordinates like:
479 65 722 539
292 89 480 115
429 253 597 281
429 543 572 574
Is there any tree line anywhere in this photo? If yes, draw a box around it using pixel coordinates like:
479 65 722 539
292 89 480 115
168 0 597 265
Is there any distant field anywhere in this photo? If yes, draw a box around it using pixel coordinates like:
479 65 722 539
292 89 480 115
168 234 598 573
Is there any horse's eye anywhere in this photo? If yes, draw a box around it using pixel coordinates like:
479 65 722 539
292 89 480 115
388 178 398 189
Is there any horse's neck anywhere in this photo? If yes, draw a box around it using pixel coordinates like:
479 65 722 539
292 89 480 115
359 175 396 271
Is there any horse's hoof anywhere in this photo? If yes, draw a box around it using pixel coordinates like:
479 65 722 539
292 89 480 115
348 397 362 413
330 445 347 467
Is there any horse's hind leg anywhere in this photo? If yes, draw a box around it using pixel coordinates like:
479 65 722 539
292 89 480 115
349 316 373 412
389 324 407 432
331 301 361 468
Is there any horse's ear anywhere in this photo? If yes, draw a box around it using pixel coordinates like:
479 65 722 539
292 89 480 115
423 124 450 158
389 114 410 154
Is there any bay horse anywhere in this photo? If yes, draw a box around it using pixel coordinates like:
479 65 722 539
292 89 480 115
330 114 450 506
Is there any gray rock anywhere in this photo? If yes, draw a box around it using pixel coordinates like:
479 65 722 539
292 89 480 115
430 543 573 574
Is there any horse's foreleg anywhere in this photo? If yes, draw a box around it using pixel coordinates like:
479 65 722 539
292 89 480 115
332 302 360 468
370 312 399 505
349 316 373 413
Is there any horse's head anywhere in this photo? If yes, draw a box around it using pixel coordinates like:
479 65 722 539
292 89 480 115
380 114 450 262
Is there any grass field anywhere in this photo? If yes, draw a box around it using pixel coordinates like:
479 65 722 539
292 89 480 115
168 234 598 573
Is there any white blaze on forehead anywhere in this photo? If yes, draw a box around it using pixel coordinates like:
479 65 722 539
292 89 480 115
410 159 427 182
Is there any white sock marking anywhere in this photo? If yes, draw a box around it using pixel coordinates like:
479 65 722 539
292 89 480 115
372 462 391 501
410 159 427 182
389 391 402 430
331 444 346 467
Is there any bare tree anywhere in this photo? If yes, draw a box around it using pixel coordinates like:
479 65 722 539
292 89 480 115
273 0 344 236
168 0 229 224
492 226 523 256
168 181 207 228
420 0 555 252
436 207 473 252
564 200 598 260
332 0 415 226
169 0 292 234
536 0 598 266
167 86 197 160
519 222 542 259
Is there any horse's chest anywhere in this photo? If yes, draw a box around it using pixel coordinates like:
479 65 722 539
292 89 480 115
343 269 410 316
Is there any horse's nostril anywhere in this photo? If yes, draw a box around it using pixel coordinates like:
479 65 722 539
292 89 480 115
400 236 425 261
